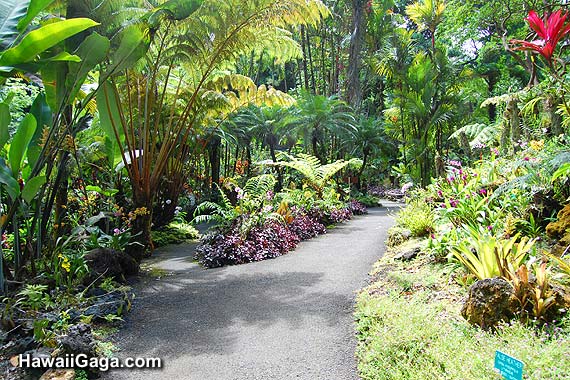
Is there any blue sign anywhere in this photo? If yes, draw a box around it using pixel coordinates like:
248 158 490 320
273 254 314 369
494 351 524 380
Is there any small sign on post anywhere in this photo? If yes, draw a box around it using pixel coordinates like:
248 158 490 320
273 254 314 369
494 350 524 380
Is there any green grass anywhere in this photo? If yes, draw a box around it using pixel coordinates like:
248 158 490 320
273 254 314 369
356 248 570 380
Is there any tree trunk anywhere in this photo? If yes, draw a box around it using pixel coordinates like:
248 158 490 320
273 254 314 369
300 26 310 90
345 0 366 107
305 27 317 93
126 194 152 262
544 94 563 136
357 149 369 190
507 98 521 152
208 136 222 197
269 143 283 191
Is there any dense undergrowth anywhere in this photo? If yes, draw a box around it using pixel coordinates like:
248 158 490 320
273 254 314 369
193 157 368 268
356 137 570 378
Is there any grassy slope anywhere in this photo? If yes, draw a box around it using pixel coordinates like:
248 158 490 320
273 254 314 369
355 240 570 380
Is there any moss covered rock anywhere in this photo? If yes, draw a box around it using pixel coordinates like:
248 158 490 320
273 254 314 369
546 204 570 256
461 277 519 330
546 204 570 238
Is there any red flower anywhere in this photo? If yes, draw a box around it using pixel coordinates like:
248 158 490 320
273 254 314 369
511 10 570 64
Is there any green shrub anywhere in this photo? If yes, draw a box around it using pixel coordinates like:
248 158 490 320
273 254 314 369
355 194 381 207
396 200 436 237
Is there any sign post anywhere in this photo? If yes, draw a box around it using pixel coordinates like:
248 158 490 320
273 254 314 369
494 351 524 380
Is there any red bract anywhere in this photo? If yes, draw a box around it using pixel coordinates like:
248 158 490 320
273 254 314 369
511 10 570 64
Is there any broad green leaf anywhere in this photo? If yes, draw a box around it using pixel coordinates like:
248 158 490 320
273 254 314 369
0 0 30 49
0 102 10 149
48 51 81 62
552 163 570 183
104 135 122 168
0 18 99 66
66 32 110 102
9 113 36 176
97 81 125 144
27 93 51 169
16 0 55 32
106 23 150 74
21 174 45 203
148 0 203 26
85 185 118 197
0 158 19 200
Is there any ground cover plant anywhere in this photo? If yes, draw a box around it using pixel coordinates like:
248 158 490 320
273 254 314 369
193 168 368 268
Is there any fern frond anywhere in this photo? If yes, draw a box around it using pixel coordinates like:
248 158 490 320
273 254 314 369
244 174 277 200
449 123 501 147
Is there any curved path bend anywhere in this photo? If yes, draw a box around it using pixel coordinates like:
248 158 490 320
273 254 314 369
104 203 398 380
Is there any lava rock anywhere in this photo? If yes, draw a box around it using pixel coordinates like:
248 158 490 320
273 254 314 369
394 247 420 261
39 369 75 380
461 277 518 330
3 366 39 380
21 347 53 363
386 227 412 248
83 291 130 321
0 337 35 358
58 324 95 357
84 248 139 284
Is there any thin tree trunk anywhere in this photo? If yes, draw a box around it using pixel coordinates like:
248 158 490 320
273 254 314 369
345 0 366 107
305 27 317 93
300 26 310 90
507 98 521 151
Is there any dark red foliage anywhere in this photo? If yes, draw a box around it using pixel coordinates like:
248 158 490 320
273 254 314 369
195 220 300 268
347 200 368 215
288 214 326 240
328 208 353 223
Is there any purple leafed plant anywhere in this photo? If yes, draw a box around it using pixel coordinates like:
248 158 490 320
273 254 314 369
347 200 368 215
195 220 301 268
328 208 353 223
288 214 326 240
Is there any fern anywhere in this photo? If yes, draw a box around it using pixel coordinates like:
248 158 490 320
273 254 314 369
267 152 362 197
449 123 500 147
192 185 236 225
243 174 276 202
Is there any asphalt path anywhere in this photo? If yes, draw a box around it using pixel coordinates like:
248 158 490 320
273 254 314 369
104 202 398 380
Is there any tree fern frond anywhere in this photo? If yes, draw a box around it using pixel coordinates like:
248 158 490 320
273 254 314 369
243 174 276 202
449 123 500 147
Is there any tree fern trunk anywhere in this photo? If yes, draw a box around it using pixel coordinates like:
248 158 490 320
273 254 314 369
305 27 317 93
346 0 366 107
300 26 310 90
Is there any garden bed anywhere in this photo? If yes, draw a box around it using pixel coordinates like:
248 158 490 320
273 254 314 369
355 240 570 380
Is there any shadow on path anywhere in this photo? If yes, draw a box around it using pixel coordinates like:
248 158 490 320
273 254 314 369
105 204 398 380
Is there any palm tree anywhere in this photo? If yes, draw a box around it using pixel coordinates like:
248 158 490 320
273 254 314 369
98 0 330 257
396 52 457 184
345 117 395 189
405 0 446 49
371 28 415 165
297 91 357 163
230 105 302 189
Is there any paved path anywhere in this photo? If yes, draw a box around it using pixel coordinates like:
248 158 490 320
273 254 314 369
104 203 398 380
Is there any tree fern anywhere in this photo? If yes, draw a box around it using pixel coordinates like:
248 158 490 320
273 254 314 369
449 123 501 147
268 152 362 197
243 174 276 206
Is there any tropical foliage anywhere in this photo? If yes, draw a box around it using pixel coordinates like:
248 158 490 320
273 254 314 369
1 0 570 378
